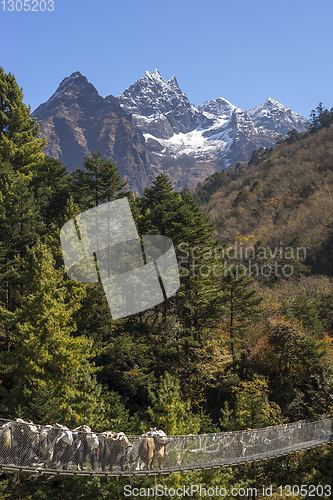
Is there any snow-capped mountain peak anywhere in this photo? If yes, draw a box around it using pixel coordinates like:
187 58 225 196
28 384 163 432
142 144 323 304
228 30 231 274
114 70 309 178
148 68 160 76
116 69 198 139
166 75 180 90
248 97 286 116
143 68 164 82
248 97 309 134
266 97 280 104
198 97 239 119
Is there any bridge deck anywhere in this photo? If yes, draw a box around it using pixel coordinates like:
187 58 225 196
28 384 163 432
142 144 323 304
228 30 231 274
0 418 331 477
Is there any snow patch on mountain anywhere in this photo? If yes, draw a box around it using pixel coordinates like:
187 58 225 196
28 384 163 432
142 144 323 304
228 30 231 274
144 127 233 159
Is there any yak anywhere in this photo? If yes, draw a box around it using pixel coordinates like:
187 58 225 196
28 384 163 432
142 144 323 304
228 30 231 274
0 419 39 467
138 433 168 470
72 425 99 471
39 424 75 469
0 422 14 465
99 431 131 471
0 419 133 472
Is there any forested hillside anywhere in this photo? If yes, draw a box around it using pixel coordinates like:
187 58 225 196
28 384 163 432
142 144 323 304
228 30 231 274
0 68 333 498
196 107 333 275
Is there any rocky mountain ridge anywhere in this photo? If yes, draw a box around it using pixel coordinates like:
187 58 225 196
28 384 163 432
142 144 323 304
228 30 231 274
111 69 198 139
32 72 158 194
32 70 309 193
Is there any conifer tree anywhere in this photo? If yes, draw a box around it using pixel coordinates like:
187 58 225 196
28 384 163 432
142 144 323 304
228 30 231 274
0 69 56 311
139 176 223 329
0 241 93 416
142 173 175 211
70 151 127 209
0 67 46 172
174 189 223 331
147 372 200 435
31 157 71 229
219 266 263 363
0 159 42 310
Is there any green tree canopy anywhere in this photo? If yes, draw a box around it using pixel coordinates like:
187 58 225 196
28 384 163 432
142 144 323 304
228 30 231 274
227 374 283 430
0 67 46 172
70 151 127 209
219 266 263 363
0 241 93 416
147 372 200 435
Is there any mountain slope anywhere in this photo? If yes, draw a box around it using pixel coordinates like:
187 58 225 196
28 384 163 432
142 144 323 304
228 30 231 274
197 122 333 276
32 72 158 194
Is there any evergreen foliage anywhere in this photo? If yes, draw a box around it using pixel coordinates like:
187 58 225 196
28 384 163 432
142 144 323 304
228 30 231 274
0 67 46 172
0 69 332 497
0 242 93 419
219 266 263 363
70 150 128 209
309 102 333 132
147 372 200 435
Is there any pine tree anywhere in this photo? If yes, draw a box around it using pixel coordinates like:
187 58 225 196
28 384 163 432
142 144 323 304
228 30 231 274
139 176 223 329
0 241 93 416
0 67 46 173
147 372 200 435
173 189 223 331
0 69 57 311
70 151 127 209
309 102 333 132
30 157 71 229
0 159 43 310
142 173 175 211
219 266 263 363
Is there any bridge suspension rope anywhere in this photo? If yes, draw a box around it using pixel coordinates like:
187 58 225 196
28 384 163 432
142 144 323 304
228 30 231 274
0 418 331 477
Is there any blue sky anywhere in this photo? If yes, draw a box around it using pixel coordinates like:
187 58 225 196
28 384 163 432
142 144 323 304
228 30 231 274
1 0 332 119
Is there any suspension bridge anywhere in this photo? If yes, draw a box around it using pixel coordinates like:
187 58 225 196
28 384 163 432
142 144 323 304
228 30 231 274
0 418 331 478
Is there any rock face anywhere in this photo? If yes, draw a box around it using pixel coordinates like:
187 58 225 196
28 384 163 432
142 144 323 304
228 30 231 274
112 69 198 139
32 72 158 194
33 70 309 193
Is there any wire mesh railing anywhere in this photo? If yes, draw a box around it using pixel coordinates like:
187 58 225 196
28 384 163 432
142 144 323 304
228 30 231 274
0 418 332 477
